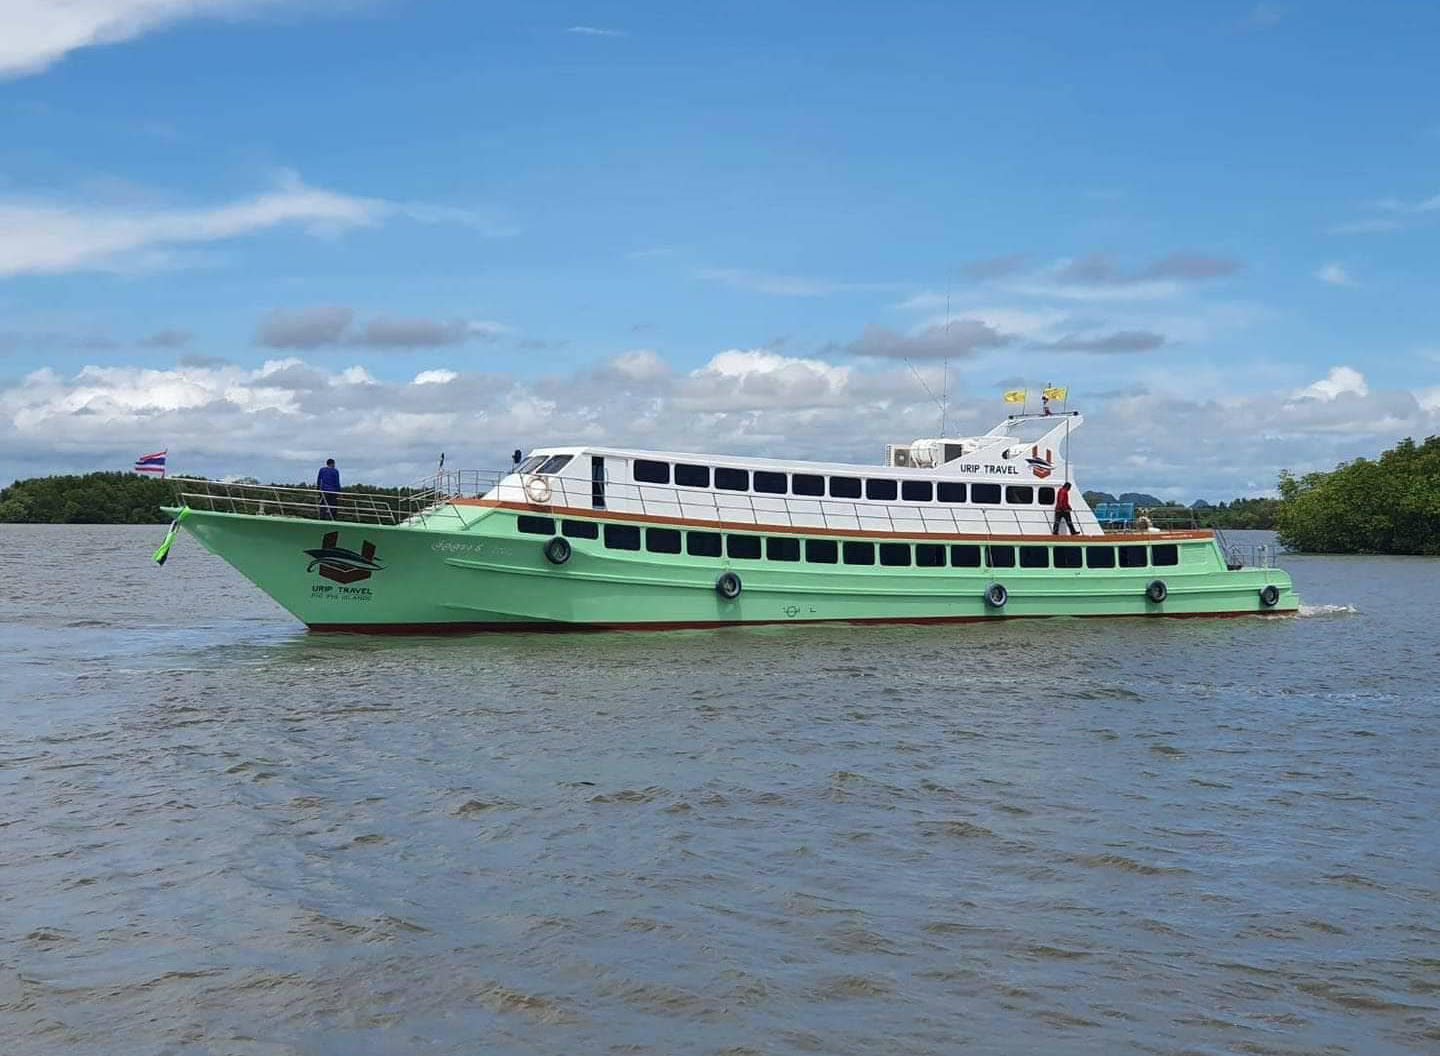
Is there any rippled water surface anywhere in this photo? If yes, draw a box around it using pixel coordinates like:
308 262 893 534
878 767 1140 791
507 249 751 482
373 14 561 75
3 525 1438 1054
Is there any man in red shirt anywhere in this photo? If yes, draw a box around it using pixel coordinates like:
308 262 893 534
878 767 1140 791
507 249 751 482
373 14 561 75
1052 481 1077 535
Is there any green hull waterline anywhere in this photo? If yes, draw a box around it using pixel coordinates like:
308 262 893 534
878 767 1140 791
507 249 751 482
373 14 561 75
169 507 1299 633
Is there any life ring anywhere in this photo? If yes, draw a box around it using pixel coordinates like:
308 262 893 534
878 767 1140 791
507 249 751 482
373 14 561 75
1146 579 1168 603
985 583 1008 608
715 572 742 599
543 536 571 565
1259 584 1280 608
523 475 552 504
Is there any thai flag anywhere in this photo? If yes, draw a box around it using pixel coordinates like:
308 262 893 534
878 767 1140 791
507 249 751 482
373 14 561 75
134 450 167 475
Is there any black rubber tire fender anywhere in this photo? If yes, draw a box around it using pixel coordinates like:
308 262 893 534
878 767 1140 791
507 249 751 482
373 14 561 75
543 536 571 565
985 582 1008 608
1259 584 1280 608
1146 579 1168 603
715 571 742 599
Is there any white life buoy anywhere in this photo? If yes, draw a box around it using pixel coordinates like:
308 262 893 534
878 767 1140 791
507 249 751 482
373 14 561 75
523 475 552 504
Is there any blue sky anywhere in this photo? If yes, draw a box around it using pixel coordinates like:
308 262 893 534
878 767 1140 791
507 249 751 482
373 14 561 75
2 0 1438 497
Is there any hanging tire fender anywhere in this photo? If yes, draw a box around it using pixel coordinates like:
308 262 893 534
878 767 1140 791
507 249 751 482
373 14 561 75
715 571 742 599
1259 584 1280 608
543 536 571 565
985 582 1008 608
1146 579 1168 603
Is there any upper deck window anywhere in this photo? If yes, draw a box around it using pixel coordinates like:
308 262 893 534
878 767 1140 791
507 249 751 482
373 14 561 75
972 483 1002 505
516 455 547 474
902 480 933 502
536 454 573 475
1038 486 1056 505
937 482 966 503
792 474 825 496
633 459 670 484
829 476 862 499
753 471 787 495
1006 485 1034 505
715 467 749 491
866 479 898 501
675 463 710 488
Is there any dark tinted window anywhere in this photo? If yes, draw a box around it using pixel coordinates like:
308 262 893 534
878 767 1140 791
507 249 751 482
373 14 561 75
1038 486 1056 505
937 481 967 503
1019 546 1049 568
1054 547 1082 569
987 545 1015 568
675 463 709 488
1086 546 1115 568
792 473 825 496
687 531 722 557
972 483 1002 504
829 476 862 499
1152 544 1179 567
866 479 898 501
537 454 573 475
516 455 546 474
645 527 681 554
902 480 933 502
1119 545 1148 568
766 536 800 561
517 515 555 535
950 544 982 567
561 519 599 539
1007 485 1034 505
603 524 641 550
753 471 787 494
915 543 945 567
879 543 911 567
806 539 838 563
727 534 761 559
843 541 875 565
714 467 749 491
633 459 669 484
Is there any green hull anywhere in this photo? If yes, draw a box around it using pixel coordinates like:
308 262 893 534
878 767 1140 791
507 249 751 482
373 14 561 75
172 506 1299 632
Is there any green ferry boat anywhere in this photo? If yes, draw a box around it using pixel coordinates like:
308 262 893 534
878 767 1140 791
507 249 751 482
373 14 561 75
164 411 1297 632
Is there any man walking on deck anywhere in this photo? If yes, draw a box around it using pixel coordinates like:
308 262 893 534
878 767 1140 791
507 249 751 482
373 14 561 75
1052 481 1077 535
317 458 341 519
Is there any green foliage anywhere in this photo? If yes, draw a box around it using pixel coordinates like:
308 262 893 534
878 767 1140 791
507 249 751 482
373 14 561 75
0 472 182 524
1190 497 1284 530
1274 436 1440 554
0 473 417 525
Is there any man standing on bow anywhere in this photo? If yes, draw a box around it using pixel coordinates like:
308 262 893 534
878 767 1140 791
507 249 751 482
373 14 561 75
317 458 341 520
1052 481 1077 535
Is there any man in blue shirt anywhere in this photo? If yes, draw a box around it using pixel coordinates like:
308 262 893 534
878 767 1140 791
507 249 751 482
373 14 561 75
317 458 341 519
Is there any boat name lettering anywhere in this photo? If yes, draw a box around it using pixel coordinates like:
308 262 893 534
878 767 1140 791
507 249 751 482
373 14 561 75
310 583 374 600
432 540 484 553
955 463 1021 476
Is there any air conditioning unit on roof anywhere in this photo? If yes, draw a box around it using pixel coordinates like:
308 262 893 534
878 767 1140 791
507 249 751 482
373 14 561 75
886 445 912 468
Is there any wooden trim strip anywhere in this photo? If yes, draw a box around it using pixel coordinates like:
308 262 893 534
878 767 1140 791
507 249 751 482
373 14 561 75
453 497 1215 544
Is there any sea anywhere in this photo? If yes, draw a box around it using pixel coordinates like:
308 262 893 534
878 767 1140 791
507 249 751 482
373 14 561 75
2 525 1437 1055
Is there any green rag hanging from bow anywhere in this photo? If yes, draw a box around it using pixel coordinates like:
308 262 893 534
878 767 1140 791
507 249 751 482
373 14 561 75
152 507 191 565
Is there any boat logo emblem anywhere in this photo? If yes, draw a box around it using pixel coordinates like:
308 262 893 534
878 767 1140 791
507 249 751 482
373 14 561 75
1026 446 1054 479
304 531 385 584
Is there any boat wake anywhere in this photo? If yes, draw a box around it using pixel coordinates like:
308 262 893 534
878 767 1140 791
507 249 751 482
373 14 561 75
1297 603 1359 618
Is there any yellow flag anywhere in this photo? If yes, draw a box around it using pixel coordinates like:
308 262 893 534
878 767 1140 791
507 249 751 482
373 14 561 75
1043 386 1068 401
1003 388 1026 404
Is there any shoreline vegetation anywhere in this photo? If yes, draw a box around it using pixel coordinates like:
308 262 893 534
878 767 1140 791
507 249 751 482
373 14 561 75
1 435 1434 554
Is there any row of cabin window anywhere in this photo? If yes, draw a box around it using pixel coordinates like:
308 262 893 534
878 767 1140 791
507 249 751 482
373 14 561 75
516 516 1178 568
633 459 1053 506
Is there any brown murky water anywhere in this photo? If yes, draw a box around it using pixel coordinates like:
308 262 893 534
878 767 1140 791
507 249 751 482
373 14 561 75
2 525 1437 1054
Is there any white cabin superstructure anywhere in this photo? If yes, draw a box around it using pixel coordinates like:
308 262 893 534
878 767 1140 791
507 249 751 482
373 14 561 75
486 412 1100 538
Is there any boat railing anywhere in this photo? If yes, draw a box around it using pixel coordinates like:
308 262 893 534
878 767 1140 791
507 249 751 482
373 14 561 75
488 470 1119 539
177 479 414 525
